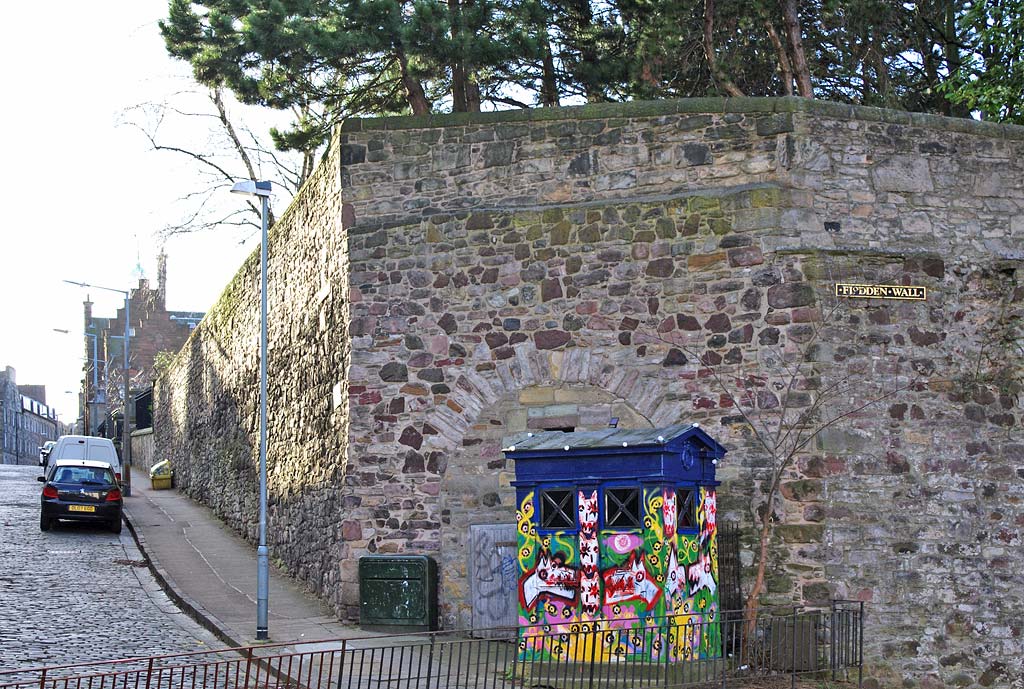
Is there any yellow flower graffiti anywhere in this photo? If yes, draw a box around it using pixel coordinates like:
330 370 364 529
518 491 537 572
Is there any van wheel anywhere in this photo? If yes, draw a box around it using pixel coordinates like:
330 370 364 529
40 514 52 531
110 517 122 534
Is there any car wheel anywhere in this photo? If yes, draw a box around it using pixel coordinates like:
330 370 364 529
40 514 52 531
110 517 123 534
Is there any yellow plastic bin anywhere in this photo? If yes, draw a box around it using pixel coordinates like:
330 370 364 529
149 460 173 490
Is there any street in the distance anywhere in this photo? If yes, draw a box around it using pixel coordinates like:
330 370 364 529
0 464 218 670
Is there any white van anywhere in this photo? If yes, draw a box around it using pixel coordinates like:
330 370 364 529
45 436 122 480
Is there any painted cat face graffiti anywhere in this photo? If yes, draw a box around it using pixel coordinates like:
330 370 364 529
699 490 717 543
520 549 579 609
578 490 598 532
686 551 716 597
602 551 662 610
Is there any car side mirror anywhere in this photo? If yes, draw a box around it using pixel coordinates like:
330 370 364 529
36 476 45 483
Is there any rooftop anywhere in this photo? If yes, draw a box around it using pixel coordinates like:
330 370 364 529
504 423 726 455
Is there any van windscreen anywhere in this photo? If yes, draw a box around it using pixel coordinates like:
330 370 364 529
62 444 87 460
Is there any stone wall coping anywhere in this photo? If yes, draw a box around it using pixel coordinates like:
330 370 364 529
132 427 154 437
339 96 1024 141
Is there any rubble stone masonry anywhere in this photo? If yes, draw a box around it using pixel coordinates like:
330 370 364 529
155 99 1023 688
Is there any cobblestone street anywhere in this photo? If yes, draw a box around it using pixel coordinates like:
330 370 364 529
0 465 220 671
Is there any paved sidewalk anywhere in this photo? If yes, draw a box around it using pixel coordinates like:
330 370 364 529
122 467 365 649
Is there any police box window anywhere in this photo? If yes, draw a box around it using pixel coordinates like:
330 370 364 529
677 489 698 530
540 489 575 530
605 487 641 528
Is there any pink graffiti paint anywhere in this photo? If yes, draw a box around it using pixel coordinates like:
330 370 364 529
607 533 643 554
700 491 717 544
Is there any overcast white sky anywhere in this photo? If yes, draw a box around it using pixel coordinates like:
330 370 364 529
0 2 291 422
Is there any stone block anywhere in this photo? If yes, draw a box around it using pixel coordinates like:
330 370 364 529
872 155 934 192
767 282 815 309
775 524 825 543
688 252 727 269
519 387 554 405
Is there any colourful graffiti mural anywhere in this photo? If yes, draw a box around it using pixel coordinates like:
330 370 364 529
516 486 721 662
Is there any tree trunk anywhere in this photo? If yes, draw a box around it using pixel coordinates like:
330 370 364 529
703 0 745 97
450 0 468 112
743 507 773 638
874 43 891 105
743 462 788 639
781 0 813 97
466 80 481 112
857 36 870 103
763 19 794 96
540 39 560 106
301 150 316 189
941 0 963 116
452 61 469 112
566 0 603 102
395 46 431 115
448 0 481 112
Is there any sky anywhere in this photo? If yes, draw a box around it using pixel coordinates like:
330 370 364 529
0 2 290 423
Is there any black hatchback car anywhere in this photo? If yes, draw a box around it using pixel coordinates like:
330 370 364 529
38 459 123 533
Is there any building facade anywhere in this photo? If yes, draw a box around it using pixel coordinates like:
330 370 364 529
80 252 203 436
154 99 1023 688
1 367 60 465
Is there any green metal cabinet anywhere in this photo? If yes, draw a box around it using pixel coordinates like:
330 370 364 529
358 555 438 631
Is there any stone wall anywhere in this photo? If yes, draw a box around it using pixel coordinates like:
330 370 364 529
155 99 1024 688
155 135 351 609
130 428 156 473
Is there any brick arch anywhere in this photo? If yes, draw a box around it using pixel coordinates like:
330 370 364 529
431 344 672 628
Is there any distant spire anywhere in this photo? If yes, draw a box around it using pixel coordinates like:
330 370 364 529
132 235 145 281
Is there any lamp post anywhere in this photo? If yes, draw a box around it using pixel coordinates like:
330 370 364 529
231 179 272 641
64 280 132 497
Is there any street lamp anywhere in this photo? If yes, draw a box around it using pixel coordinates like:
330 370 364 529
231 178 272 641
63 280 133 497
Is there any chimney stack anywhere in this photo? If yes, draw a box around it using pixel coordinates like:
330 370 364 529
157 251 167 305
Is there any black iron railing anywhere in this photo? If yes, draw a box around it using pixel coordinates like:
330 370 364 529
0 602 863 689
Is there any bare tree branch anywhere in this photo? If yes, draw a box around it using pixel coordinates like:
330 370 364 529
703 0 746 97
121 87 312 239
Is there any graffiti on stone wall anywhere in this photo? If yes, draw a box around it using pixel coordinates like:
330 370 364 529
516 487 720 662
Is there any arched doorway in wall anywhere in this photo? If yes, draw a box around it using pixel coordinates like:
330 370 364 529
437 383 652 630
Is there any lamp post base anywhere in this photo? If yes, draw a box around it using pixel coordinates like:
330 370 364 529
257 544 269 640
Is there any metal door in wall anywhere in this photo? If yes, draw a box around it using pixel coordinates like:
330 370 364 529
468 524 519 637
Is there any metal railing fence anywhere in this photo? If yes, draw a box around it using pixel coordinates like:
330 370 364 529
0 602 862 689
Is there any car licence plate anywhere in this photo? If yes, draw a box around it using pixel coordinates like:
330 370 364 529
68 505 95 513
